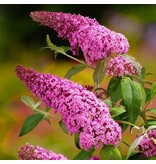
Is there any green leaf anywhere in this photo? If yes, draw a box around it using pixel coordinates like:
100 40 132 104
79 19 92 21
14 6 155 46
128 152 144 160
148 108 156 115
100 146 122 160
121 77 142 123
73 148 94 160
146 125 156 132
103 99 112 108
107 77 122 103
148 120 156 125
141 67 146 79
43 114 51 125
59 120 68 134
19 113 43 137
123 54 142 78
74 133 81 149
45 107 51 112
64 64 87 79
150 156 156 160
21 96 35 109
140 86 146 109
151 82 156 99
126 135 143 160
152 138 156 145
110 106 126 118
46 34 65 55
145 88 151 103
93 59 106 88
34 101 42 109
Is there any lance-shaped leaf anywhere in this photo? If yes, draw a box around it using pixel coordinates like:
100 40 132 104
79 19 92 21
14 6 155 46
19 113 43 137
126 135 144 160
93 59 106 88
151 82 156 100
73 148 94 160
107 77 122 103
100 146 122 160
121 77 142 123
148 108 156 115
46 34 66 55
146 125 156 132
110 106 126 118
59 120 68 134
34 101 42 109
64 64 87 79
21 96 35 109
74 133 81 149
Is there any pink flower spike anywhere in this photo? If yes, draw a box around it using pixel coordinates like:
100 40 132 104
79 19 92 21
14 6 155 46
18 143 67 160
16 65 122 150
106 55 142 77
30 11 129 65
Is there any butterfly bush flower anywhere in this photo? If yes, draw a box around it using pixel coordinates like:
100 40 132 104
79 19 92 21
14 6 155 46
16 65 122 150
90 156 100 160
136 130 156 158
30 11 129 65
18 143 67 160
106 55 142 77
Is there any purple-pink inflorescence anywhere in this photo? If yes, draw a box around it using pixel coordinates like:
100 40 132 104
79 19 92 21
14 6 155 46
16 65 122 150
106 55 142 77
90 156 100 160
136 130 156 158
30 11 129 65
18 143 67 160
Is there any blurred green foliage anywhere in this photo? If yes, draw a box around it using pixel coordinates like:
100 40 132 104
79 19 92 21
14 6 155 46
0 4 156 159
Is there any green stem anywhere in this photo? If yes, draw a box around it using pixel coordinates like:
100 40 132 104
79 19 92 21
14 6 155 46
34 108 60 120
140 112 149 128
116 120 139 128
62 52 93 69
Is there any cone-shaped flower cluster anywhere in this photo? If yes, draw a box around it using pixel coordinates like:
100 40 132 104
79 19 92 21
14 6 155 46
18 143 67 160
16 65 122 150
30 11 129 65
106 55 142 77
136 130 156 158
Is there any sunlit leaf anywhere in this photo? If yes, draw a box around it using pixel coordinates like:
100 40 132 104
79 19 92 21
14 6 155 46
110 106 126 118
64 64 87 79
141 67 146 79
152 138 156 145
151 82 156 100
21 96 35 109
126 135 144 160
103 99 112 108
93 59 106 88
34 101 42 109
148 108 156 115
19 113 43 137
73 148 94 160
46 34 65 55
100 146 122 160
146 125 156 132
148 120 156 125
59 120 68 134
43 114 51 125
